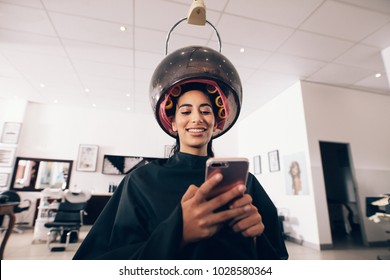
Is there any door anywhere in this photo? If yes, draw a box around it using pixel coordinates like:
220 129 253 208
319 141 365 247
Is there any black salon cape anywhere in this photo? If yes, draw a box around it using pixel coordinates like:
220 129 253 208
73 152 288 260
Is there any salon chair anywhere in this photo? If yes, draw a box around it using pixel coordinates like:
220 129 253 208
44 201 87 252
0 190 31 233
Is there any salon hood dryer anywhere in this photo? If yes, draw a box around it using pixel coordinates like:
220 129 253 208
63 189 91 204
149 15 243 139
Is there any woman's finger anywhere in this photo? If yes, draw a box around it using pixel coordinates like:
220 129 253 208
229 194 252 209
193 173 223 203
181 184 199 202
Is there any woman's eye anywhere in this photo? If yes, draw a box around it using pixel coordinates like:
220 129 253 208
180 111 191 115
201 111 212 115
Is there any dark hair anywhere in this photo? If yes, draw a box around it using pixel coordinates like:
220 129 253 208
170 137 214 157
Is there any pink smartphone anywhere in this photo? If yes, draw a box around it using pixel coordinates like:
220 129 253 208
205 157 249 199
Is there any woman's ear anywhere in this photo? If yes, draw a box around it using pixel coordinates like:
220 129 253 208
213 121 217 132
172 120 178 132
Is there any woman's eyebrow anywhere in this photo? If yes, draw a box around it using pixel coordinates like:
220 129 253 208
178 103 192 109
178 103 212 109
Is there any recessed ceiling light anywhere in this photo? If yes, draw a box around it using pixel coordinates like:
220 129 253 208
240 48 245 53
92 103 96 107
126 107 131 111
120 26 127 32
126 93 130 97
39 83 45 88
85 88 90 92
54 100 58 103
375 73 382 78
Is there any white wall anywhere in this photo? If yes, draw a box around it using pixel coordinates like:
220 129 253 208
238 82 321 249
382 46 390 88
0 98 30 226
238 81 390 249
301 81 390 245
0 97 27 123
0 97 27 189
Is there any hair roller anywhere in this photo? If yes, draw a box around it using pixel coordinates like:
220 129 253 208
170 85 181 97
165 98 173 110
215 95 224 108
207 84 218 94
218 107 226 119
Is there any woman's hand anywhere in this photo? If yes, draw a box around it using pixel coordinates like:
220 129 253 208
181 173 250 247
228 194 264 238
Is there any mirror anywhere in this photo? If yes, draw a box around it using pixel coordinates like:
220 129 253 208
10 157 73 192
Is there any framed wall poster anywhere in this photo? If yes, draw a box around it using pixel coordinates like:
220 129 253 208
283 152 310 195
76 145 99 172
0 147 16 167
1 122 22 144
102 155 161 175
253 155 262 174
268 150 280 172
0 173 9 187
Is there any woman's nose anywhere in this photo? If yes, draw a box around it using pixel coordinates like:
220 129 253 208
191 111 203 123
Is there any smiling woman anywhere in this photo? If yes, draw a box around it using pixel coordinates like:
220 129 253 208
73 42 288 260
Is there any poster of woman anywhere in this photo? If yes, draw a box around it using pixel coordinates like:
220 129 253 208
284 152 310 195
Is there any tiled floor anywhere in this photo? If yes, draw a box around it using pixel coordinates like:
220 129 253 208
2 226 389 260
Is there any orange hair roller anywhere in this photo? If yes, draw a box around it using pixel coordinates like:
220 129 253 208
165 98 173 110
207 84 218 94
215 95 224 108
218 108 226 119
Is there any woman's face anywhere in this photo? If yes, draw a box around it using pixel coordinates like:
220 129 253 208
172 90 216 156
290 162 300 176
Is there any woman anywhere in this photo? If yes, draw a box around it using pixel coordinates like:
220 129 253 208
73 46 288 260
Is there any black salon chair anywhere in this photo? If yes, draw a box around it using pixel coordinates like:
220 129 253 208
0 190 31 233
44 201 87 251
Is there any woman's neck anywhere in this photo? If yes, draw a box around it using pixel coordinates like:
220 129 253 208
180 146 208 157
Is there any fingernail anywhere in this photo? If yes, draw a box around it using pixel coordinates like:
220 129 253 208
244 205 251 211
238 185 245 192
215 173 222 180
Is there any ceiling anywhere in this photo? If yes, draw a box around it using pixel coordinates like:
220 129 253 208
1 0 390 120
